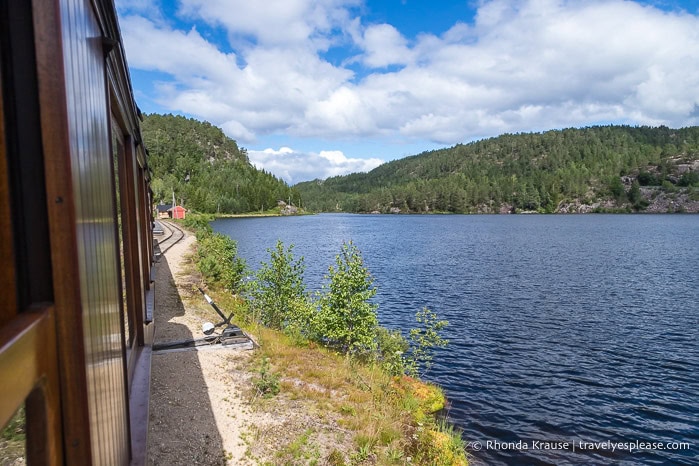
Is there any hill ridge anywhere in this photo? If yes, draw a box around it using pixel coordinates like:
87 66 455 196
142 114 298 214
295 125 699 213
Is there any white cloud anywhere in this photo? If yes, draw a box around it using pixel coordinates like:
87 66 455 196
247 147 383 184
177 0 361 48
118 0 699 167
360 23 414 68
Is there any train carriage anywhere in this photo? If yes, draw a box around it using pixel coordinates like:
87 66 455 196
1 0 155 464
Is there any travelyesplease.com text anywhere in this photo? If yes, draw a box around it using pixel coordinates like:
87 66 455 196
466 439 691 453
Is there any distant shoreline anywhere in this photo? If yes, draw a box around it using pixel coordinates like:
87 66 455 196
213 210 314 219
214 212 282 218
212 210 698 217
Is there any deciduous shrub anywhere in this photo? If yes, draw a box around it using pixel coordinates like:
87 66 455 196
375 327 409 376
249 241 310 331
315 241 379 357
197 232 246 292
243 240 450 379
182 213 214 235
405 308 449 378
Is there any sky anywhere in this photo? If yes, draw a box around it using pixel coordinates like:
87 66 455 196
115 0 699 184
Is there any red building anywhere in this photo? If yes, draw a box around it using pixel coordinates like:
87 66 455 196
169 205 187 219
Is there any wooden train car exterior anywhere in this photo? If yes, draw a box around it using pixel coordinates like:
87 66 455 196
1 0 155 464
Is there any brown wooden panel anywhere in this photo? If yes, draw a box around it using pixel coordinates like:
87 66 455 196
0 312 47 425
31 0 94 459
60 0 129 463
0 308 62 464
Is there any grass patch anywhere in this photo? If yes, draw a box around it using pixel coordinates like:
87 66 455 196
252 357 280 399
230 322 467 465
268 429 321 466
1 405 26 464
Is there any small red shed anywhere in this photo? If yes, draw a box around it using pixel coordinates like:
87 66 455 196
169 205 187 219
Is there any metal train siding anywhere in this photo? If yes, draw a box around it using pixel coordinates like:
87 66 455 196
1 0 155 464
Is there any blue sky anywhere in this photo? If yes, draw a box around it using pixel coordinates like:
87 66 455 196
116 0 699 184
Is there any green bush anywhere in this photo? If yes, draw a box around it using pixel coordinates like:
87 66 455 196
244 240 451 381
375 327 409 376
661 180 677 192
315 241 379 356
637 171 659 186
608 176 627 202
281 297 317 344
678 171 699 187
182 212 214 236
405 308 449 378
197 233 246 291
249 241 310 331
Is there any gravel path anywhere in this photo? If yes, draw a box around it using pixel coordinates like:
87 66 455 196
147 230 256 465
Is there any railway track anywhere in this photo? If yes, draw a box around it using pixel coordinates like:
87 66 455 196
155 220 186 257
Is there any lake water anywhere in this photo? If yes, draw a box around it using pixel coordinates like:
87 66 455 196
212 214 699 465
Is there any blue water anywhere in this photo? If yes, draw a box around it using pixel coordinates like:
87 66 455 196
212 214 699 465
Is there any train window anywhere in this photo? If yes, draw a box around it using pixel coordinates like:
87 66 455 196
112 118 133 350
0 404 26 464
0 0 53 310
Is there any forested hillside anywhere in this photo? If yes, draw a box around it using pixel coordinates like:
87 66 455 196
296 125 699 213
142 114 298 213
